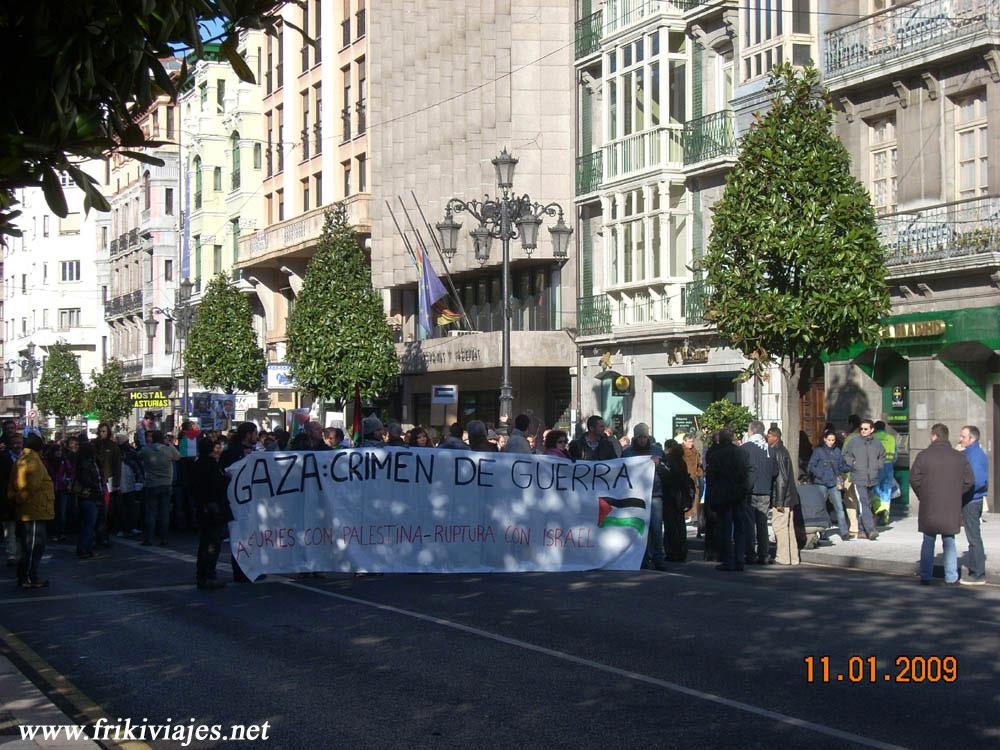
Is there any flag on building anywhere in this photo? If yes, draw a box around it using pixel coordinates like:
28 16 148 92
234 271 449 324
597 497 647 534
416 245 462 334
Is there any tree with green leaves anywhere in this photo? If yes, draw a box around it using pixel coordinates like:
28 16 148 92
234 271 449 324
36 343 85 430
287 206 399 403
703 63 889 471
697 400 755 439
86 359 132 427
0 1 289 238
184 274 266 394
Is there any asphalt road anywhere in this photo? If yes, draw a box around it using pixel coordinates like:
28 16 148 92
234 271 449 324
0 535 996 750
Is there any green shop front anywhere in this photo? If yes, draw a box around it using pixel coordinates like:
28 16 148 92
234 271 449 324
827 307 1000 513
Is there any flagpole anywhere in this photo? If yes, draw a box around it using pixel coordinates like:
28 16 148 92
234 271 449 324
400 197 472 331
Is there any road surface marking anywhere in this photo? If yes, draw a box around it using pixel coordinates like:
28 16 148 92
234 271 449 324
285 580 909 750
0 584 201 605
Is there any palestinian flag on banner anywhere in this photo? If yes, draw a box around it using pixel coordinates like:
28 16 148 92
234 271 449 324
597 497 647 534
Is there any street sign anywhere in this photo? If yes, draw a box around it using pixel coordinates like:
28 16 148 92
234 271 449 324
431 384 458 404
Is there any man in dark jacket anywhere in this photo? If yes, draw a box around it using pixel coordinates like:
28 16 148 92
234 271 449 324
220 422 259 583
842 419 883 540
911 423 975 585
289 421 330 451
568 416 618 461
767 427 800 566
705 429 751 571
742 420 776 564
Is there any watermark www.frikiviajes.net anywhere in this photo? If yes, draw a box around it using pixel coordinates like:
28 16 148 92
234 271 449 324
19 718 271 746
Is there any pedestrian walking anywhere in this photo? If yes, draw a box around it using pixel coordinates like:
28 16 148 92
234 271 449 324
705 429 751 571
910 423 975 585
807 430 851 542
73 443 104 559
958 425 988 586
767 427 800 566
742 420 776 565
568 416 618 461
842 419 883 540
193 438 230 590
9 434 55 588
139 431 180 547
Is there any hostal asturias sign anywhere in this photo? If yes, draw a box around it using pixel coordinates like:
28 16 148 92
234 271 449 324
128 389 171 409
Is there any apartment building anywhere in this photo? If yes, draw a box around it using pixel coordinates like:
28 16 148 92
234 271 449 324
2 164 111 425
104 83 181 413
237 0 371 413
369 0 576 430
822 0 1000 503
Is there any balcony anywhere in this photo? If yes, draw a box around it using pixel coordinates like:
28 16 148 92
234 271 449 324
611 294 674 328
576 151 603 196
104 290 143 318
575 10 602 59
682 110 736 167
879 194 1000 266
604 0 691 37
824 0 1000 83
121 358 143 379
577 294 612 337
239 196 372 266
128 228 139 247
604 126 683 183
683 278 713 325
109 239 119 257
419 298 560 341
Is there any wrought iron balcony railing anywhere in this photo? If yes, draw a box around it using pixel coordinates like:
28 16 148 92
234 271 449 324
879 194 1000 266
576 151 603 195
825 0 1000 78
684 278 714 325
575 11 602 58
682 110 736 165
577 294 612 336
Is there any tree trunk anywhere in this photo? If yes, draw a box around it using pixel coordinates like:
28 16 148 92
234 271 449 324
781 361 804 482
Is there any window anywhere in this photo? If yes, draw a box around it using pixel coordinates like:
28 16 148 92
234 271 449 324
60 260 81 282
869 117 897 214
58 308 81 330
276 106 285 172
213 166 222 191
42 309 48 328
277 189 285 221
43 264 48 282
266 33 273 94
741 0 790 82
314 84 323 155
357 57 367 134
213 244 223 274
151 109 159 137
341 66 352 141
166 107 174 139
343 160 352 196
265 111 274 176
194 235 202 287
277 21 284 88
301 90 311 160
193 156 202 208
231 218 241 267
231 132 242 189
165 187 174 215
164 259 173 282
357 153 367 192
302 178 310 211
254 143 262 169
342 0 351 46
59 212 81 235
217 79 226 113
199 82 208 110
792 0 811 34
43 216 49 236
164 319 174 356
314 173 323 207
357 0 366 39
301 2 310 72
314 0 322 64
956 91 988 199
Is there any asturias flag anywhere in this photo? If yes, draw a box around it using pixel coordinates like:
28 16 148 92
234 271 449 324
416 245 462 334
597 497 647 534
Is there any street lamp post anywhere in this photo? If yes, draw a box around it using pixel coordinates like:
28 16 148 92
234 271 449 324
436 149 573 426
144 279 195 419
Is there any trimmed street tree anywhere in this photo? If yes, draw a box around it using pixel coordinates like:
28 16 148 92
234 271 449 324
0 1 286 239
698 400 755 440
36 342 85 430
185 274 266 394
702 63 889 471
86 359 132 426
286 206 399 403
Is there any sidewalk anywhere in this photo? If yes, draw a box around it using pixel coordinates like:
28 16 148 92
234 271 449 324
798 511 1000 581
0 654 99 748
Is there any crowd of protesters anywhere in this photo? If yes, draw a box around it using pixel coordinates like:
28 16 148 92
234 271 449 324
1 407 987 589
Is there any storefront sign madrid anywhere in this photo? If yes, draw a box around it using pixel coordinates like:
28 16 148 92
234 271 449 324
128 389 171 409
225 450 654 578
881 320 946 340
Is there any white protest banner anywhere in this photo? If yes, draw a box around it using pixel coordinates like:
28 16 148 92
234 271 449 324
226 448 654 578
